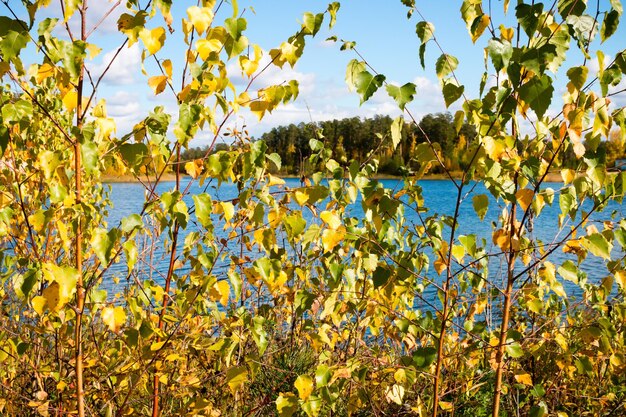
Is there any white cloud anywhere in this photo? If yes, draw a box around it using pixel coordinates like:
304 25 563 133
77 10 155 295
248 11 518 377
47 0 126 36
106 90 142 135
87 43 141 86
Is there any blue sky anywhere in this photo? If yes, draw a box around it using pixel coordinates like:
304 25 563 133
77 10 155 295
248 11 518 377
17 1 626 144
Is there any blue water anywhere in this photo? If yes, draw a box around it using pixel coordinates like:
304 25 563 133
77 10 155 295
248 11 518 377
104 178 624 303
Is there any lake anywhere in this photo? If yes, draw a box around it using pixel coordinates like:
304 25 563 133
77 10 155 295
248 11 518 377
104 178 623 303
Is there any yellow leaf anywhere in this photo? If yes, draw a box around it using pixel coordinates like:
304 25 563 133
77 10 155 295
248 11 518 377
148 75 168 95
499 25 514 42
187 6 214 35
139 27 166 55
239 44 262 77
294 190 308 205
36 63 55 83
185 159 204 179
226 366 248 393
471 14 490 43
102 306 126 332
451 244 465 263
322 226 345 252
42 282 62 312
249 99 269 120
93 99 107 118
394 369 407 384
85 43 102 59
294 375 314 400
41 264 79 312
162 59 173 79
320 210 341 230
276 392 298 417
515 188 534 212
268 174 285 187
32 295 46 315
385 384 405 405
514 372 533 386
439 401 454 411
150 341 165 351
561 168 575 184
434 257 447 275
279 41 298 67
62 90 78 112
220 201 234 221
210 280 230 306
196 38 222 60
615 271 626 290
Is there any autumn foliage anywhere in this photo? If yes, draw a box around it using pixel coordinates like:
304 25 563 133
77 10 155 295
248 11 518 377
1 1 625 416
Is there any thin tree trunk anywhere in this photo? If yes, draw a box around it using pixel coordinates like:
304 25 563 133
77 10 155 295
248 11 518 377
74 2 87 416
492 176 518 417
151 143 181 417
432 184 464 417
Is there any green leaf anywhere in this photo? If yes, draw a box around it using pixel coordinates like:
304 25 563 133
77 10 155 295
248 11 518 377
284 214 306 240
472 194 489 221
174 103 202 145
581 233 613 260
121 214 143 233
558 260 578 282
0 125 8 155
91 228 119 265
435 54 458 79
49 183 68 204
558 0 586 19
193 194 213 228
373 265 392 288
119 143 149 171
386 83 416 110
345 59 366 92
266 152 282 170
81 141 99 174
117 11 148 46
327 3 340 29
251 316 269 355
506 342 524 358
390 116 403 150
413 346 437 369
517 75 553 118
418 44 427 69
416 21 435 44
2 100 33 125
226 366 248 393
61 40 87 80
0 30 28 65
315 364 331 387
601 10 620 42
302 12 324 35
529 402 548 417
123 240 137 271
566 14 598 46
566 66 588 90
487 38 513 72
354 71 386 105
442 80 464 108
173 200 189 229
516 3 543 37
225 17 247 40
276 392 298 417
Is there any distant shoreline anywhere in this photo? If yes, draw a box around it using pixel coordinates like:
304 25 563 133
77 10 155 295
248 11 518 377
102 171 565 183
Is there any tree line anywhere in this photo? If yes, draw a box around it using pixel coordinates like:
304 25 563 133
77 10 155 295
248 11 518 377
183 113 625 176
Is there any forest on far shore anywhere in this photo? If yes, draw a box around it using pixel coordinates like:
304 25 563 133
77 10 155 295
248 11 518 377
182 113 626 176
